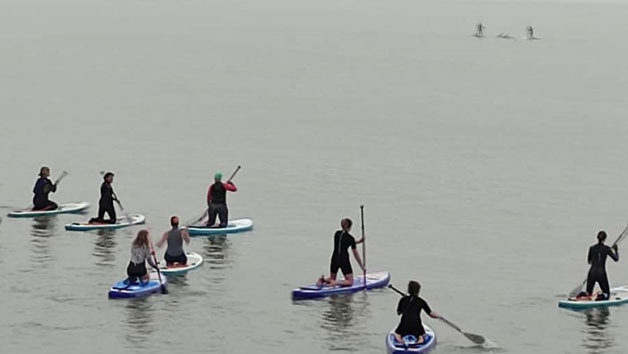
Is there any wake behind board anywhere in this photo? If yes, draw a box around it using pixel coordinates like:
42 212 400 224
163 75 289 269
386 326 436 354
291 271 390 300
187 218 253 236
7 202 90 218
108 272 167 299
559 285 628 309
65 214 145 231
159 252 203 275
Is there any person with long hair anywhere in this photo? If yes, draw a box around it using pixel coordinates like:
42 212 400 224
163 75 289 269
317 218 365 287
32 167 58 211
394 281 440 344
126 230 158 284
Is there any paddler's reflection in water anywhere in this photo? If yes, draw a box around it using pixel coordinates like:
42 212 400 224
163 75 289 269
582 307 613 354
92 229 117 267
30 217 56 265
320 295 370 352
203 235 231 285
123 299 155 347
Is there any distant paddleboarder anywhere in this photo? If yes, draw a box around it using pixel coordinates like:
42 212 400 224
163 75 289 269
89 172 117 224
32 167 58 211
579 231 619 301
526 26 534 40
317 218 365 287
206 172 237 228
475 23 485 38
126 230 158 284
394 281 441 344
156 216 191 266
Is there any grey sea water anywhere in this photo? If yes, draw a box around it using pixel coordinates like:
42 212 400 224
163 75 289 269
2 0 628 353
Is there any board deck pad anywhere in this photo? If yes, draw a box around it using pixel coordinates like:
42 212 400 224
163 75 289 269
159 252 204 275
7 202 90 218
65 214 145 231
292 271 390 300
386 326 436 354
187 218 253 236
559 285 628 309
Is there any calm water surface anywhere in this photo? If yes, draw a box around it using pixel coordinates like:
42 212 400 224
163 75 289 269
2 0 628 353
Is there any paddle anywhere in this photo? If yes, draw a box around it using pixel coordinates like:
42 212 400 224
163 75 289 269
188 165 242 226
388 284 488 346
360 205 366 290
148 236 168 294
54 171 69 186
568 220 628 298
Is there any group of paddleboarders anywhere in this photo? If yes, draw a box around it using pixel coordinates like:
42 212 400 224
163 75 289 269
28 167 238 228
473 23 537 40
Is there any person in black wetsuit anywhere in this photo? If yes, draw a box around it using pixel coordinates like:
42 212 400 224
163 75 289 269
206 172 237 228
89 172 117 224
394 281 440 344
317 218 365 287
32 167 58 211
585 231 619 300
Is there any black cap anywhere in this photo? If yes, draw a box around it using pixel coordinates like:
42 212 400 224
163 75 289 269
103 172 115 180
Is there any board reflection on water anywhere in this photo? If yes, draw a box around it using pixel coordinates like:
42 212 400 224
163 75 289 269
582 307 614 354
30 217 57 265
92 229 118 267
319 294 371 352
122 298 155 348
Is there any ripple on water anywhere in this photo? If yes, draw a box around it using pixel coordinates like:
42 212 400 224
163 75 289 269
29 217 57 265
92 229 118 267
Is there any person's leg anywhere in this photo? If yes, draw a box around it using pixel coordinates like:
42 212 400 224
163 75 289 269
48 201 58 210
599 274 611 300
218 204 228 228
334 273 354 287
164 253 175 267
332 261 355 286
586 272 595 295
106 203 117 224
207 205 218 227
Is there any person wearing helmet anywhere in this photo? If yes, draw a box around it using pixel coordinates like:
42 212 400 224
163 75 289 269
206 172 237 227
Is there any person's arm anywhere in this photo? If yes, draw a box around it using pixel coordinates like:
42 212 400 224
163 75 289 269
610 245 619 262
146 246 158 269
182 229 191 244
155 232 168 248
351 248 366 272
423 300 440 319
588 247 592 265
224 181 237 192
396 298 405 315
355 237 364 245
206 186 213 204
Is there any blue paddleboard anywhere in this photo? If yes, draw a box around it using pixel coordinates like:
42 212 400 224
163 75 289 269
291 271 390 300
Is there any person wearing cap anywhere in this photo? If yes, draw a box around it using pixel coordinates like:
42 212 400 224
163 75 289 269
89 172 118 224
206 172 237 227
32 167 58 211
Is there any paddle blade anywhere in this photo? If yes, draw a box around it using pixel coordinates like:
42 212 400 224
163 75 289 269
568 280 586 298
463 332 486 345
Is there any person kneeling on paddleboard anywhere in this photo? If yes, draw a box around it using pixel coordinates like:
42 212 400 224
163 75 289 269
89 172 117 224
206 172 237 228
126 230 158 285
156 216 191 266
394 281 440 344
580 231 619 301
32 167 58 211
317 218 365 287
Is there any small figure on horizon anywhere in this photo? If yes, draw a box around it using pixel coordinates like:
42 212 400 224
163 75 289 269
526 26 535 40
474 23 485 38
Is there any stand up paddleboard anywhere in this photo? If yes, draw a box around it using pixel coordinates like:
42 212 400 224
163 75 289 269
386 326 436 354
108 272 167 299
187 218 253 236
559 285 628 309
291 271 390 300
7 202 90 218
159 252 203 276
65 214 145 231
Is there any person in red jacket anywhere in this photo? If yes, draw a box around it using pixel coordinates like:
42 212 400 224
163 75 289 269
207 172 237 227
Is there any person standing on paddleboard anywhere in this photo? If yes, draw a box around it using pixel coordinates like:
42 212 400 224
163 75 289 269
32 167 58 211
317 218 365 287
89 172 117 224
156 216 191 266
126 230 158 284
206 172 237 228
582 231 619 301
394 281 440 344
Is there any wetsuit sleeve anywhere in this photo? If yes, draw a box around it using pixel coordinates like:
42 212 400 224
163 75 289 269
396 297 405 315
609 246 619 262
224 182 237 192
587 247 592 264
207 185 213 204
421 298 433 315
349 236 357 250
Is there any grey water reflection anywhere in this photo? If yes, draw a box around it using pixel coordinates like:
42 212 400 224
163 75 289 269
202 235 231 286
123 298 155 348
320 294 370 353
581 307 613 354
93 229 117 267
30 217 56 265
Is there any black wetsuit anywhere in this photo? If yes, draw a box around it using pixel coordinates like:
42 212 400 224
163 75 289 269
208 182 228 227
32 177 57 211
586 242 619 298
395 295 432 338
329 230 356 276
91 181 116 224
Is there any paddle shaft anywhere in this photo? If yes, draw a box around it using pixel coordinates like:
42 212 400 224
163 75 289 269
54 171 68 186
148 237 167 294
227 165 241 182
361 205 366 289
